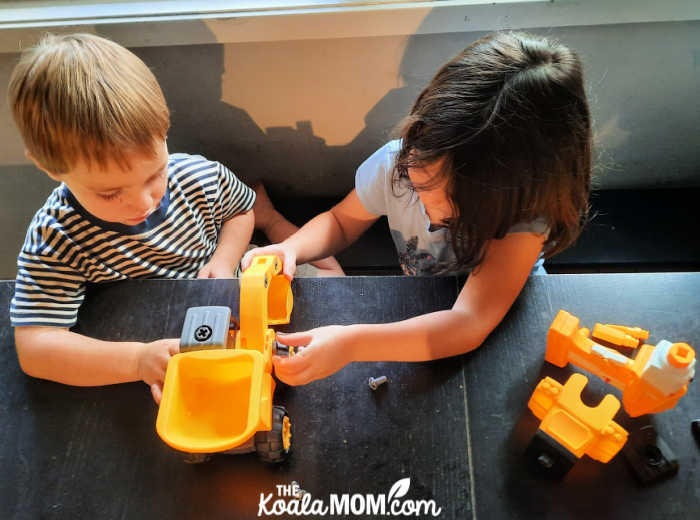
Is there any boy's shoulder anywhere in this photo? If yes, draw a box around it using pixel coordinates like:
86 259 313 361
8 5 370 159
22 185 77 256
167 153 230 183
166 153 251 207
168 152 218 171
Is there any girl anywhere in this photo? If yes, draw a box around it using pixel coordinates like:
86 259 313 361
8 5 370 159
241 31 591 385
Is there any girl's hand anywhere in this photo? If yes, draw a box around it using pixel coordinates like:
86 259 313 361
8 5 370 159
137 338 180 403
197 259 234 279
273 326 353 385
241 244 297 280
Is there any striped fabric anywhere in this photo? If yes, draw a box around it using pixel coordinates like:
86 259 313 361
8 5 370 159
11 153 255 328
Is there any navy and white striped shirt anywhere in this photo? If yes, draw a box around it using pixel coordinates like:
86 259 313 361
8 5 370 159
11 153 255 328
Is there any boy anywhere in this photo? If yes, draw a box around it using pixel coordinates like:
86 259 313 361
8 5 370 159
8 33 256 403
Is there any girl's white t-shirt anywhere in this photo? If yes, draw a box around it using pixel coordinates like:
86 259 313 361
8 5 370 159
355 140 549 276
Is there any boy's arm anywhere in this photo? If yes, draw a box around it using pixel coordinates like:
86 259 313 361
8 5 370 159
15 327 179 402
242 189 378 278
198 209 255 278
273 232 545 384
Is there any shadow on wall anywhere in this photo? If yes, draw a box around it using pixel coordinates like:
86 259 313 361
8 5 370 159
0 11 479 277
131 18 487 200
2 13 699 278
133 17 700 201
0 165 58 279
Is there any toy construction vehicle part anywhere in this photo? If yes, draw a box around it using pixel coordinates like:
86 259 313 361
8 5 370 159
526 373 628 478
156 255 294 463
592 323 647 349
274 340 295 357
622 423 679 485
546 310 695 417
179 306 236 351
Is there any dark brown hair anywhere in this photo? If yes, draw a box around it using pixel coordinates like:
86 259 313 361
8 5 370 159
395 31 591 271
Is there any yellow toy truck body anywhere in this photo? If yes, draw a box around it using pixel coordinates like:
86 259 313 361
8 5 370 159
156 256 293 460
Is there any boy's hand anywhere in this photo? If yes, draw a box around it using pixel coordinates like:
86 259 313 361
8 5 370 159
272 326 352 385
241 244 297 280
197 259 234 279
137 338 180 404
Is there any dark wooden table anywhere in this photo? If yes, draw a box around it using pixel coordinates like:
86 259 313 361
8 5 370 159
1 274 698 520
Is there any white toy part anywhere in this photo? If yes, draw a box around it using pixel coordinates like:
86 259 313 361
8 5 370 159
641 340 696 396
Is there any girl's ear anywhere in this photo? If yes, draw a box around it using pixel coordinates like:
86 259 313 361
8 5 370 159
25 149 61 181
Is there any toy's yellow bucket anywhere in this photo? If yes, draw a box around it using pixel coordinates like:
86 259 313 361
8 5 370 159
156 349 265 453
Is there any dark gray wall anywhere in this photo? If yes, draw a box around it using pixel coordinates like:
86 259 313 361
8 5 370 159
0 18 698 278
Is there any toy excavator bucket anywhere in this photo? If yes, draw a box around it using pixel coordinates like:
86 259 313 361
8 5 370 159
156 349 272 453
156 255 291 454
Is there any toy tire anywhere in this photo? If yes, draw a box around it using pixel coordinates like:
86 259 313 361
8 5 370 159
255 406 292 463
182 452 212 464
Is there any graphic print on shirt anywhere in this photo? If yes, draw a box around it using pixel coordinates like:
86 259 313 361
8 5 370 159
391 230 454 276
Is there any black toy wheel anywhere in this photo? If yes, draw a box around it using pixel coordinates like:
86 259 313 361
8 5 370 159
255 406 292 463
182 452 212 464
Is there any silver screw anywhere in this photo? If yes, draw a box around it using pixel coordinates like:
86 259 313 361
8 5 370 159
291 481 307 499
368 376 388 390
537 454 554 469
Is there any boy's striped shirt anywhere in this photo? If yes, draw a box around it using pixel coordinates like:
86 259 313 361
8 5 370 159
11 154 255 328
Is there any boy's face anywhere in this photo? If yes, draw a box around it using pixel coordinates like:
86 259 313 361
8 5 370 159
40 139 169 226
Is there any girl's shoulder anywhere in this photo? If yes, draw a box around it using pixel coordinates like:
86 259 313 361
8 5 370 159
357 140 401 183
355 141 403 215
507 216 550 238
368 139 401 166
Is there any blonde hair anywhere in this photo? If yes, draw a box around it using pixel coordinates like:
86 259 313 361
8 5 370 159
8 33 170 174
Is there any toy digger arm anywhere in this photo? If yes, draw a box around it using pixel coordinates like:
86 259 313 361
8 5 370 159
546 310 696 417
592 323 647 348
546 310 636 389
239 255 292 353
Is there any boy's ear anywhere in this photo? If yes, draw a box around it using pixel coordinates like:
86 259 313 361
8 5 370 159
25 149 61 181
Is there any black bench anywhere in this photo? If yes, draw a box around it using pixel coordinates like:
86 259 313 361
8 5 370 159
547 188 699 272
258 188 700 274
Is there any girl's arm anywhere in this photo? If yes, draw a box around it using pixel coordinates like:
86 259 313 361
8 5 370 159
242 189 379 278
273 231 546 384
